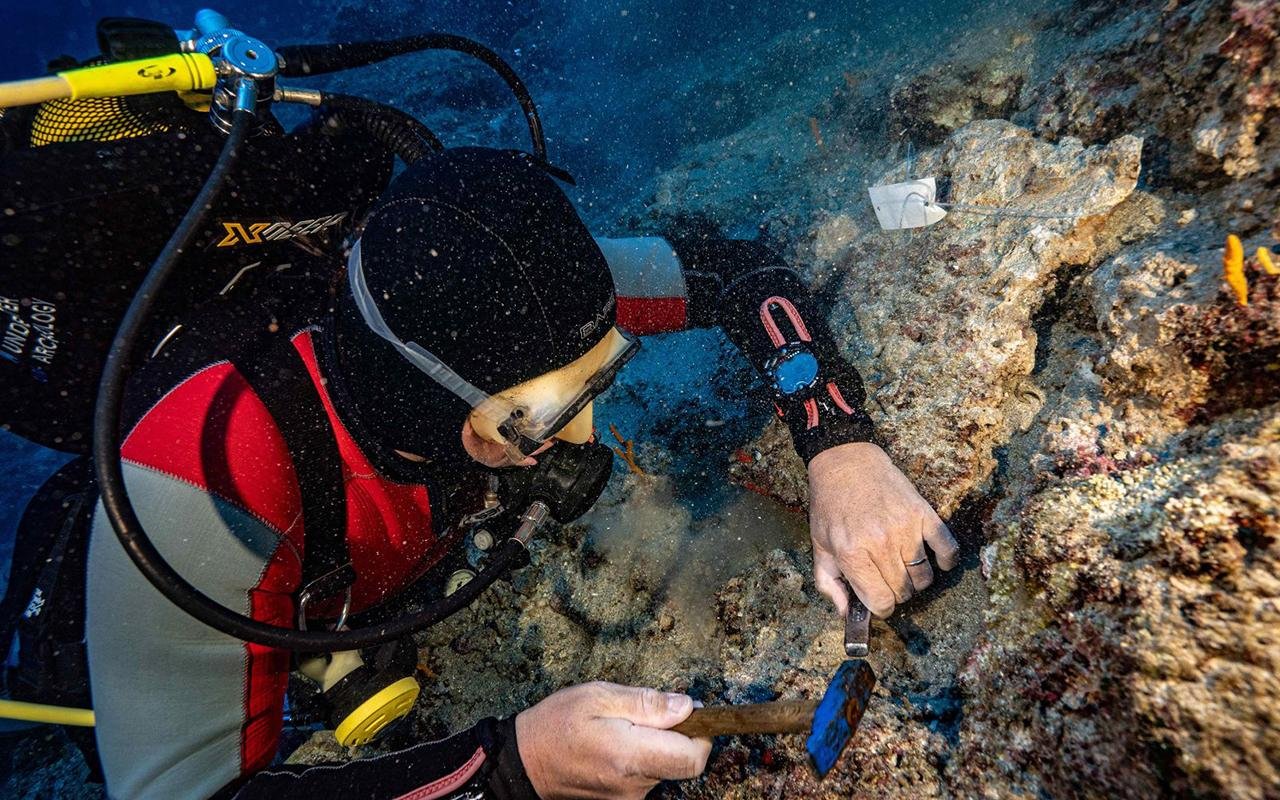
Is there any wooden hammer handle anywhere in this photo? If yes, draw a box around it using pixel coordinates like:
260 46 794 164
670 699 818 738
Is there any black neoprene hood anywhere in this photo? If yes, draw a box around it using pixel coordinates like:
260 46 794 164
333 147 617 467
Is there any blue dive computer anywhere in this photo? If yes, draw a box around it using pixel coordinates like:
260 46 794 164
765 343 820 396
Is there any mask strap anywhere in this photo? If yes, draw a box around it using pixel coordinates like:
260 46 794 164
347 240 512 426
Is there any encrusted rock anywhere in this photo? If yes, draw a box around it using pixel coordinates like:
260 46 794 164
887 54 1027 146
1024 0 1280 188
727 418 809 510
820 120 1146 517
954 404 1280 798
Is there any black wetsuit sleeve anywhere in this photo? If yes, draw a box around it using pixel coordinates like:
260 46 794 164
225 717 538 800
669 236 877 464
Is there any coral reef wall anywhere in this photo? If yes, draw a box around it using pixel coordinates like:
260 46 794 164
673 1 1280 797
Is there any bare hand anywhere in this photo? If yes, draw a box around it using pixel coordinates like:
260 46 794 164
515 682 712 799
807 442 959 618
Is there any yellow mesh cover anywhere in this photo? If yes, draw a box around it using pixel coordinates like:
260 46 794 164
29 94 170 147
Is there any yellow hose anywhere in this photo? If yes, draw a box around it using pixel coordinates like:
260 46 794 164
0 698 95 727
0 53 216 109
0 76 71 107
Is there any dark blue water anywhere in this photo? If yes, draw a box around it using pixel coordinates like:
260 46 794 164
2 0 1021 216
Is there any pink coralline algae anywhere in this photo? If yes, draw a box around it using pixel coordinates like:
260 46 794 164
1221 0 1279 75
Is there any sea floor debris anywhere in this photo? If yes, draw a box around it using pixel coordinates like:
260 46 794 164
608 423 647 476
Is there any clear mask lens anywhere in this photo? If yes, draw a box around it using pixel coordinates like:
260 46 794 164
479 327 640 456
348 241 640 460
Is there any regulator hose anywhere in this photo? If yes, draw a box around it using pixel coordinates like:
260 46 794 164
93 82 526 651
277 33 553 167
321 92 443 165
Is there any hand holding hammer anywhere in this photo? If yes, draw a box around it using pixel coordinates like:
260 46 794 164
671 595 875 777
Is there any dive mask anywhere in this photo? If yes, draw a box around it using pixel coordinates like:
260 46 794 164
349 239 639 458
469 325 638 454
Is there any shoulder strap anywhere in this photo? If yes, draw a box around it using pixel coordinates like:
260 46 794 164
228 332 355 599
0 456 93 675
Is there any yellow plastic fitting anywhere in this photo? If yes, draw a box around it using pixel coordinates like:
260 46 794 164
0 53 216 108
333 677 421 747
0 698 95 727
60 53 216 101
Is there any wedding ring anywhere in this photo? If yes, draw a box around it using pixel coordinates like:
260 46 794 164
906 557 928 567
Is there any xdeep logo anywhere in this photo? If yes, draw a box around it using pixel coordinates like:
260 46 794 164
215 212 348 248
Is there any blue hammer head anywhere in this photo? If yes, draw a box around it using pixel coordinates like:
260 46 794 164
805 659 877 778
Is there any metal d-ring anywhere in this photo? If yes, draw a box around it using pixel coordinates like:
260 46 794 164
297 583 353 632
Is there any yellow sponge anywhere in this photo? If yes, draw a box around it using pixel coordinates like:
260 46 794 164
1224 234 1247 306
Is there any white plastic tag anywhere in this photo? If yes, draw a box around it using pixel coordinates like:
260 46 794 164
867 178 948 230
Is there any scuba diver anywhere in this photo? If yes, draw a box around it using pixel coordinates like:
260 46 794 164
0 13 959 800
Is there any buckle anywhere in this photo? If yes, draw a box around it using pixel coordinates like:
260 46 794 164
297 563 357 631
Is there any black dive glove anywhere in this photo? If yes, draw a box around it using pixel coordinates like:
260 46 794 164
673 234 877 463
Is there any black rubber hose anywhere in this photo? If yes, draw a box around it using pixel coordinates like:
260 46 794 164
321 92 443 164
277 33 548 163
93 92 524 652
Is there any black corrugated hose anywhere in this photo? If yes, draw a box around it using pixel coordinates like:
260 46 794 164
277 34 543 158
278 33 574 183
321 93 443 164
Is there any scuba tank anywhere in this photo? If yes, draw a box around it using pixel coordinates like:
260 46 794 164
0 8 611 748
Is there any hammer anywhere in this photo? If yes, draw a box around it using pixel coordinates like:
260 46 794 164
671 595 875 777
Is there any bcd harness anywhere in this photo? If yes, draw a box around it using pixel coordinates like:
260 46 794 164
227 334 354 618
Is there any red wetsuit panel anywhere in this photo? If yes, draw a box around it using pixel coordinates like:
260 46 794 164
121 361 305 558
616 296 688 335
118 333 441 778
242 589 293 772
292 332 437 614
